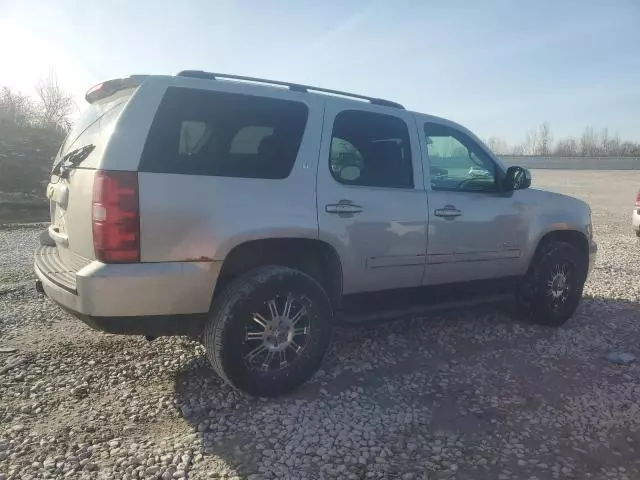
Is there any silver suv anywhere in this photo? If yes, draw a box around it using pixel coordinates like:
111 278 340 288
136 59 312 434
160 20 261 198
35 71 597 397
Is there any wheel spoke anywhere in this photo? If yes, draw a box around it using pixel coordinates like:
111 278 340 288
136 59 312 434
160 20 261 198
290 308 307 326
288 340 303 354
278 350 288 368
267 299 279 320
293 326 309 336
245 331 264 341
252 313 269 328
262 351 275 369
245 294 309 372
246 343 268 362
282 294 294 320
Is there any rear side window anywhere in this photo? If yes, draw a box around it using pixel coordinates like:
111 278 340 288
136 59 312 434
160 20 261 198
140 87 309 179
329 110 413 188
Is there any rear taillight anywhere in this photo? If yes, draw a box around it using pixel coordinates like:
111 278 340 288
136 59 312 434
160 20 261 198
85 75 147 104
636 190 640 207
92 170 140 263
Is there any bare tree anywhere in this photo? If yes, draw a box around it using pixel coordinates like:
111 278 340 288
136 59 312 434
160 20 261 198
538 122 553 156
0 87 35 127
579 126 598 156
620 141 640 156
486 136 510 155
606 133 621 156
510 143 525 155
598 128 621 156
522 128 540 155
495 125 638 157
554 138 579 156
34 71 73 132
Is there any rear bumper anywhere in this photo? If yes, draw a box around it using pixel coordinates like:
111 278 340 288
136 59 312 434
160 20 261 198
34 245 221 335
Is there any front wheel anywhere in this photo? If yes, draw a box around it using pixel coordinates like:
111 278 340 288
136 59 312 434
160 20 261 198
204 266 332 397
516 240 587 326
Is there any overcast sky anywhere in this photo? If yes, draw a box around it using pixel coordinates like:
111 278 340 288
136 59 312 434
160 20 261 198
1 0 638 143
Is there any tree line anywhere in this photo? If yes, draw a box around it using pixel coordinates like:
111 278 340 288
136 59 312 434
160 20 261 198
0 72 74 136
485 122 640 157
2 78 640 159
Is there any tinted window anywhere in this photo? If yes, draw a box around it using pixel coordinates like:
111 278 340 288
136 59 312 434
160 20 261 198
231 126 274 154
424 122 498 192
140 87 309 179
54 90 133 169
179 121 208 155
330 110 413 188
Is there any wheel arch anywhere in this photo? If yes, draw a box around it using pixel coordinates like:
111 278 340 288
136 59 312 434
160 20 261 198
528 229 590 273
212 237 343 308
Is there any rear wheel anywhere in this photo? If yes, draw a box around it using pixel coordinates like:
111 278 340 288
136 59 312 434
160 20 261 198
204 266 332 397
516 240 587 326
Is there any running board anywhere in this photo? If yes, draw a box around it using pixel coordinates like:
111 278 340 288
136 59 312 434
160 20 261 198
338 294 513 325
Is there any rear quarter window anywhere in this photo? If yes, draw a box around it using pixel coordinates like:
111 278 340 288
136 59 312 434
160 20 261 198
139 87 309 179
55 89 133 170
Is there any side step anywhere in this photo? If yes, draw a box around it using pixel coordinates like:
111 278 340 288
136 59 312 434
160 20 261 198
338 294 513 326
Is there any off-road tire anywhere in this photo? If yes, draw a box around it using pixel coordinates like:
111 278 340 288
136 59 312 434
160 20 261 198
203 266 332 397
516 240 587 327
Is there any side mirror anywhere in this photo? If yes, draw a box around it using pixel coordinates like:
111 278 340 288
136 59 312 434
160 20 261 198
504 166 531 191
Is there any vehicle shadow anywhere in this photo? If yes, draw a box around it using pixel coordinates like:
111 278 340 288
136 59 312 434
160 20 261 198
172 295 640 479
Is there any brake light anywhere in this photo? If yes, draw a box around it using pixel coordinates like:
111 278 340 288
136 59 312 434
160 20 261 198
636 190 640 207
92 170 140 263
84 75 148 104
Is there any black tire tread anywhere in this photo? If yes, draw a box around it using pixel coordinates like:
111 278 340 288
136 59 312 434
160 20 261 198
517 240 586 327
203 265 331 396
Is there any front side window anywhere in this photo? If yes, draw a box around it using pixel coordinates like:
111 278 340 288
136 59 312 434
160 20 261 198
329 110 413 188
140 87 308 179
424 122 498 192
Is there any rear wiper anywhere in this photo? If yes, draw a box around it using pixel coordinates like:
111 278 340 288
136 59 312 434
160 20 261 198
52 144 96 177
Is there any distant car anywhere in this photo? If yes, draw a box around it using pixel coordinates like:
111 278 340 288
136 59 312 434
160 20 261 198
633 190 640 237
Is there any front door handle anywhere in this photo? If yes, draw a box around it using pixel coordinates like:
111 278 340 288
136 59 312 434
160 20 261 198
434 204 462 219
325 200 363 216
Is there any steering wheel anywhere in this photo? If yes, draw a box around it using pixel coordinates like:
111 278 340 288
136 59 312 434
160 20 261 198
457 178 476 190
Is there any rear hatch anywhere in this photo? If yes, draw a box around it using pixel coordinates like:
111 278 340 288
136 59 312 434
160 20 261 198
46 77 144 267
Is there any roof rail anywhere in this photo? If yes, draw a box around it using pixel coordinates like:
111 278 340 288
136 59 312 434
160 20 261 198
177 70 405 109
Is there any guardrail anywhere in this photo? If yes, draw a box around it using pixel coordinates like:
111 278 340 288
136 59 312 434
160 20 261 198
498 156 640 170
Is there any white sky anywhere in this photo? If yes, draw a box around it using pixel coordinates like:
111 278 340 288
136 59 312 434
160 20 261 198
1 0 639 143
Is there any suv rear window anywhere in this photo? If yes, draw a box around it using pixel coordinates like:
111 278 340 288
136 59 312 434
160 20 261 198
54 90 133 170
139 87 309 179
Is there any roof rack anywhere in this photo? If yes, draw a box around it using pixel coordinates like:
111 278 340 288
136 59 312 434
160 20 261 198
177 70 405 109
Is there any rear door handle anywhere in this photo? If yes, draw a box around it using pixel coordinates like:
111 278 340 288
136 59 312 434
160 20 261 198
434 205 462 219
325 200 363 216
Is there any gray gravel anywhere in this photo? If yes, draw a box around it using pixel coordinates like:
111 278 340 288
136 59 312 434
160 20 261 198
1 170 640 480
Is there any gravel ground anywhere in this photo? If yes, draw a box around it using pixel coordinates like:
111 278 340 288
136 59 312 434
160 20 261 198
1 170 640 480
